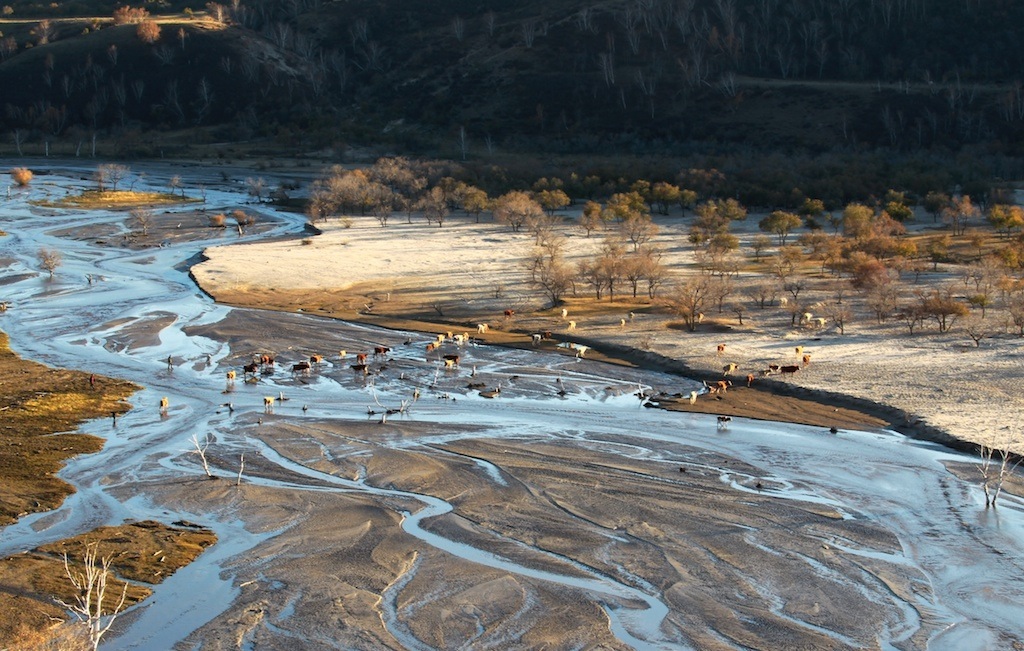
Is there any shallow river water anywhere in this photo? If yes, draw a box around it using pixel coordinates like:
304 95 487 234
1 163 1022 650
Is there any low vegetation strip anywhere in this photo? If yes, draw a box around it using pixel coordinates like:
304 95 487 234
0 329 138 526
33 189 199 209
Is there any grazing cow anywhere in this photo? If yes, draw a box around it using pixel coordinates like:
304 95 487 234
542 331 553 340
560 308 568 320
0 301 8 312
815 317 827 329
504 309 515 318
779 365 800 375
263 396 275 411
795 345 804 356
426 342 438 353
310 354 324 365
768 364 780 373
716 380 732 393
531 333 542 346
374 346 391 357
802 354 812 366
355 353 368 365
567 320 577 331
442 354 460 367
226 370 236 382
339 350 347 358
243 362 259 377
723 363 738 376
688 390 698 404
453 334 466 346
571 344 590 358
746 373 755 387
717 415 732 429
477 323 489 334
351 363 369 374
260 354 275 366
801 312 813 325
292 361 311 375
716 343 726 356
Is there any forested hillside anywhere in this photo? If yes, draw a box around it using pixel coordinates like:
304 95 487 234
1 0 1023 159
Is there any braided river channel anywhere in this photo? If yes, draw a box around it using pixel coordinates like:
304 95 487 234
1 163 1022 650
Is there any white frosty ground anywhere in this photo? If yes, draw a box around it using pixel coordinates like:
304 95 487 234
194 214 1024 455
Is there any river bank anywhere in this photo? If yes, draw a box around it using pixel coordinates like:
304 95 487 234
191 215 1024 457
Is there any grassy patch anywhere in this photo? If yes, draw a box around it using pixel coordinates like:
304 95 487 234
0 330 138 526
0 520 217 643
34 190 200 209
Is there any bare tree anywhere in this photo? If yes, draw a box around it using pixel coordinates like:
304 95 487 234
130 207 153 236
190 433 215 478
942 195 980 237
38 247 61 277
493 190 542 233
620 214 659 252
671 275 713 331
96 163 130 192
57 543 129 651
979 440 1022 507
962 314 991 347
245 176 267 202
417 186 449 227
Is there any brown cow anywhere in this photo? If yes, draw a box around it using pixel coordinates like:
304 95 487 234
504 309 515 318
442 354 460 367
716 343 726 356
779 365 800 374
802 354 812 366
292 361 311 375
374 346 391 357
243 362 259 376
746 373 755 387
351 363 369 374
355 353 368 365
310 354 324 364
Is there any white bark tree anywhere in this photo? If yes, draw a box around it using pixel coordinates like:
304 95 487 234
57 543 129 651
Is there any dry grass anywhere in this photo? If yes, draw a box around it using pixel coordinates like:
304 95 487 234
34 190 199 209
0 332 216 645
0 330 138 525
0 521 217 644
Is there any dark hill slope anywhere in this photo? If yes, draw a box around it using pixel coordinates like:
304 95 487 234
1 0 1022 154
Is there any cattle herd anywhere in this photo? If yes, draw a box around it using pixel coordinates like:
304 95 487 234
206 328 820 430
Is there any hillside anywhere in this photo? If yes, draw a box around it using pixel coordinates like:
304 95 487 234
1 0 1024 159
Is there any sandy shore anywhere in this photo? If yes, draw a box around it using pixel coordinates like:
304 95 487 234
191 216 1022 455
